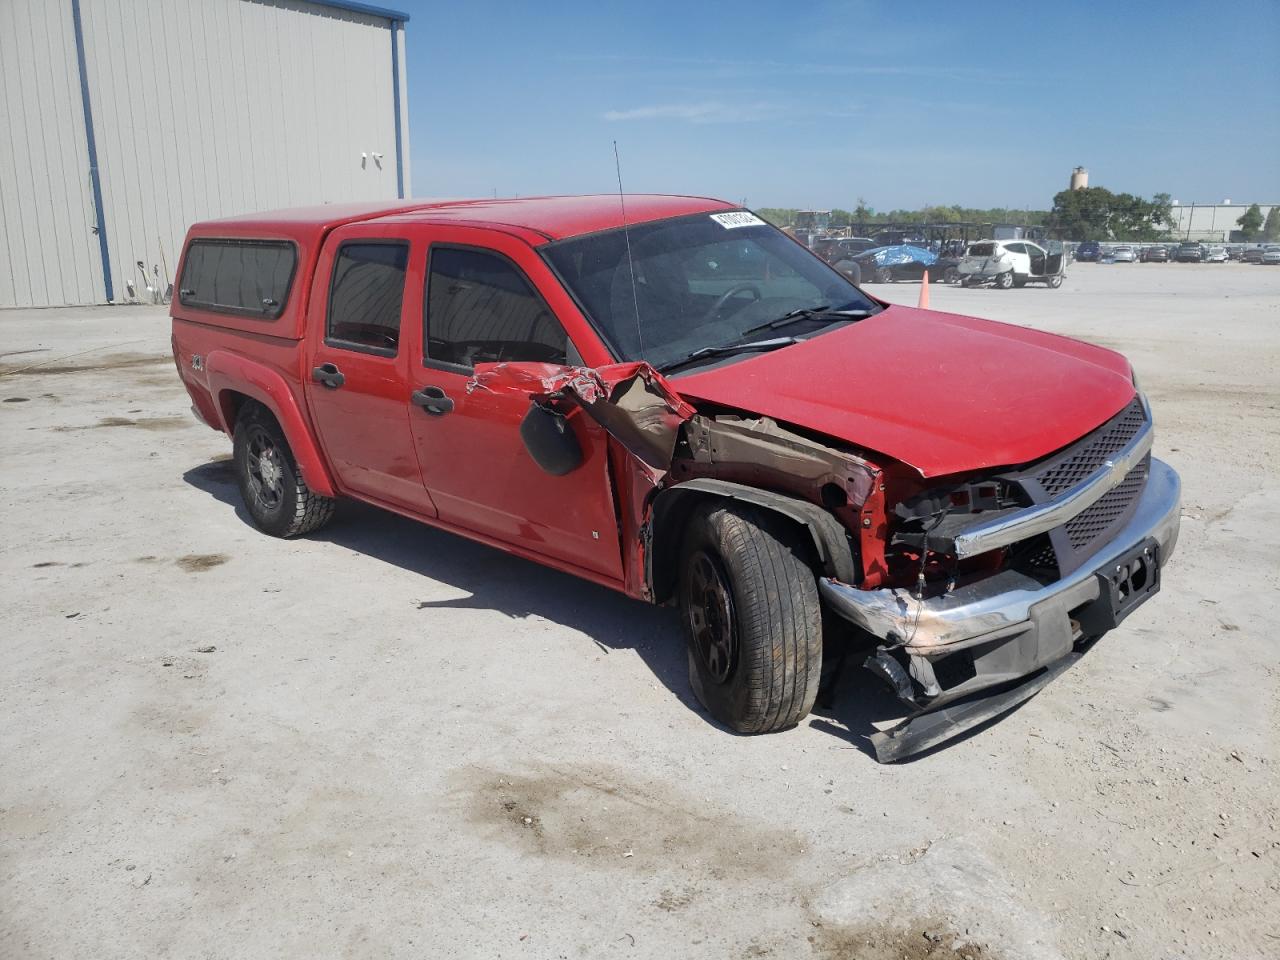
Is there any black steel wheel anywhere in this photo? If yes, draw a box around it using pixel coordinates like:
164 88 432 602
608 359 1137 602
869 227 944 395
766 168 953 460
686 550 737 684
679 502 822 734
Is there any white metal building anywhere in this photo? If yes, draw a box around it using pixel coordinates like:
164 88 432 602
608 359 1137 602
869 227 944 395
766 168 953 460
1168 202 1277 242
0 0 410 308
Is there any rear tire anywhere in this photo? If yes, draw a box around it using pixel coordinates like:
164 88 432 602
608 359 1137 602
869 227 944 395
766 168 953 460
233 405 336 538
679 502 823 734
1047 274 1063 289
874 267 893 284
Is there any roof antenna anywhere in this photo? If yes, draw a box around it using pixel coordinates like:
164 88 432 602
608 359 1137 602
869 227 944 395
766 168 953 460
613 140 644 358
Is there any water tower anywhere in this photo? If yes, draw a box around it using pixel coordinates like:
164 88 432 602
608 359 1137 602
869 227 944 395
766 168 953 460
1070 167 1089 190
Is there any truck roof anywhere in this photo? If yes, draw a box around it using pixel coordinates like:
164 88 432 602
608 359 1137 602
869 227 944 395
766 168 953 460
188 195 736 246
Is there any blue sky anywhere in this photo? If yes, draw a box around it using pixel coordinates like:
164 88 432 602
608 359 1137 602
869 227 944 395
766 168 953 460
400 1 1279 210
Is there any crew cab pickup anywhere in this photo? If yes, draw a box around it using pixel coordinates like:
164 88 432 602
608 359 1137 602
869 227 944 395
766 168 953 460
172 196 1181 761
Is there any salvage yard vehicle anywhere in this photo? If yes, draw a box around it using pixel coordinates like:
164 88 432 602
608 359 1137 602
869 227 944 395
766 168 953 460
843 244 961 284
956 239 1066 288
1111 245 1138 263
1074 240 1102 262
1142 245 1169 263
171 196 1181 761
1262 245 1280 265
1174 241 1205 262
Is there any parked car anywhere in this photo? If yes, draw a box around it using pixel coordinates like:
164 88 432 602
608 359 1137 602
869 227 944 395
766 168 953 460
1242 246 1266 263
1205 246 1228 263
843 245 960 284
1142 245 1170 263
957 240 1066 288
1112 245 1138 263
1074 240 1102 262
1262 245 1280 265
171 195 1180 763
1174 242 1205 262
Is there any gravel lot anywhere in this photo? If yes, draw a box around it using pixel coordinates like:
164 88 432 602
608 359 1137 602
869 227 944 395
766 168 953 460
2 263 1278 960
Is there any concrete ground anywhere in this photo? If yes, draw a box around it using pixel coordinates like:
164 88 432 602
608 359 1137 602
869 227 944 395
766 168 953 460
1 263 1277 960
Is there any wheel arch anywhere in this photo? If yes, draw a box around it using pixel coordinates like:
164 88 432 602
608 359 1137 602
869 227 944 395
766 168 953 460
204 351 337 498
648 479 859 604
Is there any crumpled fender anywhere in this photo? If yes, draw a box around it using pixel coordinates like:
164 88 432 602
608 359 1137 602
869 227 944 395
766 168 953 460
467 361 695 476
203 350 337 498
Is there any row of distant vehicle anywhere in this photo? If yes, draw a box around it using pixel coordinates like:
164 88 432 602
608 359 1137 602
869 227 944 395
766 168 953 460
1075 240 1280 264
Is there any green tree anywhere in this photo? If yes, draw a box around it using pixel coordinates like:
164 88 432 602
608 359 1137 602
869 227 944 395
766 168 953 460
1263 206 1280 241
1049 186 1116 240
1049 187 1174 241
853 197 873 222
1237 203 1264 240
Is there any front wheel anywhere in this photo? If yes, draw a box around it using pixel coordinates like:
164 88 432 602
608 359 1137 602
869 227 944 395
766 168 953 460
874 267 893 284
233 405 336 538
1047 274 1063 288
996 271 1014 289
680 503 822 734
943 266 960 284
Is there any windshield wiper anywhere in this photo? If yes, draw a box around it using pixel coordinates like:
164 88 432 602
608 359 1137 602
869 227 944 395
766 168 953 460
658 336 800 373
741 305 874 337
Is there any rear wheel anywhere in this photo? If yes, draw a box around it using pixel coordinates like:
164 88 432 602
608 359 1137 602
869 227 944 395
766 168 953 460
680 503 822 734
943 266 960 284
1047 274 1064 289
233 405 335 538
874 267 893 284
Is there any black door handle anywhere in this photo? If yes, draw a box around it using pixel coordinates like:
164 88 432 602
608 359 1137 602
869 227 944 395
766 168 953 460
411 385 454 416
312 363 345 389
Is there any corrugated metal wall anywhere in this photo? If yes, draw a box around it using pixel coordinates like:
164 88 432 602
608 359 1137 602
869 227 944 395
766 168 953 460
0 0 410 308
0 0 107 308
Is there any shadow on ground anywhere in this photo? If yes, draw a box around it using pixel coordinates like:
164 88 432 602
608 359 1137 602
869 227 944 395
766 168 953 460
184 457 951 759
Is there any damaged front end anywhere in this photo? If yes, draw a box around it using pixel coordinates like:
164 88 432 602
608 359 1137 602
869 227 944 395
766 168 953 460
468 361 1181 765
820 396 1182 762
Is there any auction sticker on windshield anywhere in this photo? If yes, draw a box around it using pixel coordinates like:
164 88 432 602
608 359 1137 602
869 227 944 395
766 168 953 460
710 211 765 229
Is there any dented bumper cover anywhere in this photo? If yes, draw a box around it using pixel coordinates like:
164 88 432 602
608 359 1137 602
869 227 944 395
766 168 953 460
820 457 1181 761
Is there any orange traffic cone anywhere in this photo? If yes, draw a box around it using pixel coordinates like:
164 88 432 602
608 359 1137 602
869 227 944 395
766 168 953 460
918 267 930 309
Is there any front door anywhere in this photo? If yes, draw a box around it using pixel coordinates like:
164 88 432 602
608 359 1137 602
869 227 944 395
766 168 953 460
304 228 437 517
405 230 624 582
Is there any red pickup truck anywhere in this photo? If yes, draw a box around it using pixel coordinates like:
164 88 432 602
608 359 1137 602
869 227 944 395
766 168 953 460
171 195 1181 760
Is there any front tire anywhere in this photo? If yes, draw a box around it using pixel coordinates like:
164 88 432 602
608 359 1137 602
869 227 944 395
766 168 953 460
996 270 1014 289
874 267 892 284
680 503 822 734
1047 274 1064 289
233 405 336 538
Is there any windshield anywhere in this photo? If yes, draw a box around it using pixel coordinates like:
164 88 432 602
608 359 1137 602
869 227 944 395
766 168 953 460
542 212 876 369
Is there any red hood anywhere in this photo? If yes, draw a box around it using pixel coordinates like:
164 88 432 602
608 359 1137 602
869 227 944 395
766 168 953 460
672 305 1136 478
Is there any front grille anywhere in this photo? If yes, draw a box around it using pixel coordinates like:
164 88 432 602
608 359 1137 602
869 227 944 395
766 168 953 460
1063 455 1150 550
1034 397 1146 496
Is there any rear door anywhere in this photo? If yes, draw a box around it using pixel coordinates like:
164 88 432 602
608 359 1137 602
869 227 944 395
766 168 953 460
304 223 437 516
404 226 624 581
1004 242 1031 275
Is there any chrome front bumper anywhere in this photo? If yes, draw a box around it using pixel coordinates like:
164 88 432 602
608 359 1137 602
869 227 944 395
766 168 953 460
820 458 1180 760
821 457 1180 654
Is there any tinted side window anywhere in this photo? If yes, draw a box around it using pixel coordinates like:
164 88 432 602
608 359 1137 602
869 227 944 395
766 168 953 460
178 239 296 318
327 242 408 354
426 248 567 367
